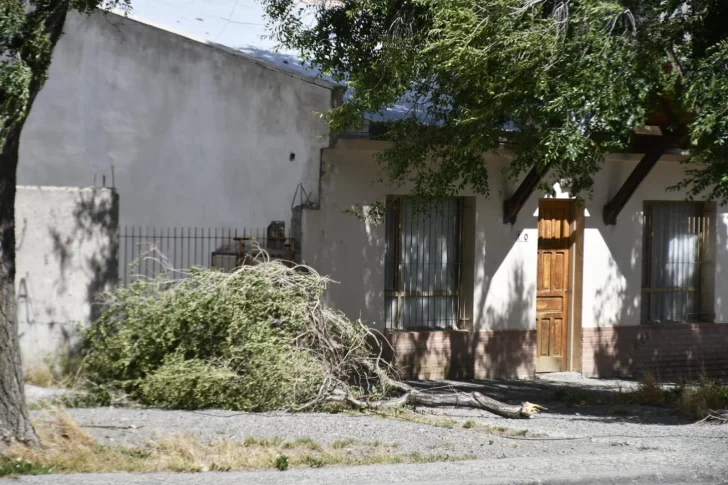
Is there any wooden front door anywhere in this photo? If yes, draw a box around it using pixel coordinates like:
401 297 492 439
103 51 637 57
536 199 573 373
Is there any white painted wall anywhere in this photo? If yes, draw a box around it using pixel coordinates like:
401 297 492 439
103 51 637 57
19 11 334 229
303 141 728 331
16 186 117 372
580 158 728 327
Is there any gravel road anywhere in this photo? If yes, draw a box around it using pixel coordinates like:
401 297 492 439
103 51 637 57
13 376 728 484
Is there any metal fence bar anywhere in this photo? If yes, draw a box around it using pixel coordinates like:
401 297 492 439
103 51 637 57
118 225 293 285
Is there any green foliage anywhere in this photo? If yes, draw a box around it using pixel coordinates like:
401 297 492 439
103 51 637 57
678 378 728 420
1 0 130 142
262 0 728 202
0 456 54 477
273 454 289 471
78 260 386 411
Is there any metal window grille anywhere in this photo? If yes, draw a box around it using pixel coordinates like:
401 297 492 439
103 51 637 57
641 201 711 323
118 226 294 285
384 197 462 330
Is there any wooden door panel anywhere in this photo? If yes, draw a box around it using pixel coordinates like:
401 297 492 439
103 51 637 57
536 200 572 373
538 317 551 356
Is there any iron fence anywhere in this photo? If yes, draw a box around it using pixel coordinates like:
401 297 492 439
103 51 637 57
118 226 294 284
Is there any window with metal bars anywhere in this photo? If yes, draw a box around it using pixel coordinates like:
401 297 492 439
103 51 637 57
641 201 713 323
384 197 462 330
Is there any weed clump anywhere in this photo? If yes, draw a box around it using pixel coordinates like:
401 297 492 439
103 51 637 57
678 379 728 420
631 372 665 406
78 255 392 411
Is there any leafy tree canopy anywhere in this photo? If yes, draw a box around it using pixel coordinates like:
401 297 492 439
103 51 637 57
1 0 129 141
262 0 728 202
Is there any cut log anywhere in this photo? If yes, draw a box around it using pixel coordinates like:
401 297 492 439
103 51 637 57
347 390 546 419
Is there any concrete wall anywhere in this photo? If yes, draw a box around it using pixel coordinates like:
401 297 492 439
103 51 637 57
16 186 118 372
19 11 334 229
302 140 728 334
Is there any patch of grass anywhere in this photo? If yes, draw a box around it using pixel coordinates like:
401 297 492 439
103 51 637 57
243 437 282 447
330 439 356 449
369 440 399 448
462 420 477 429
273 455 289 471
2 411 475 476
282 438 321 451
622 373 728 420
24 365 55 388
28 401 56 412
0 457 55 478
630 372 666 406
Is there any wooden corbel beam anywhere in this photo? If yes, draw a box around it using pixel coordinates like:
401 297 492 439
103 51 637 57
602 135 672 226
503 165 548 225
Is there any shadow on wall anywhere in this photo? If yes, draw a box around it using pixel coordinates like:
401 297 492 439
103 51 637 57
71 189 119 323
477 264 536 378
589 210 728 380
19 188 119 366
391 250 535 380
588 210 642 378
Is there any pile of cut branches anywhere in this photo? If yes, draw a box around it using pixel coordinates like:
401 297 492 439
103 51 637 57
78 251 542 418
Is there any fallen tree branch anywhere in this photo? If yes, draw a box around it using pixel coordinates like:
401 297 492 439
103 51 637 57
699 409 728 424
346 390 546 419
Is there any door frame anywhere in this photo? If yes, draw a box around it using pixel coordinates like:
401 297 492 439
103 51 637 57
566 201 584 373
535 198 584 373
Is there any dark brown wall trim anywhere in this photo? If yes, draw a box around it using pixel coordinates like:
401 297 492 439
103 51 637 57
386 329 536 380
582 323 728 379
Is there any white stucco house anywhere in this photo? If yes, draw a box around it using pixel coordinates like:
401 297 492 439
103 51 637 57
19 0 728 380
302 138 728 380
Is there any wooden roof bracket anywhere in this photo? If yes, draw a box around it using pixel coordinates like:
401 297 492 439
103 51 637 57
503 165 547 225
602 135 671 226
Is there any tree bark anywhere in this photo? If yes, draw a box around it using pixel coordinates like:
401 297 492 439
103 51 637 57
0 126 39 445
0 1 70 445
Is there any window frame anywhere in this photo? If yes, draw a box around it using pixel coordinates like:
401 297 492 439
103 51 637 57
641 200 710 324
384 196 465 331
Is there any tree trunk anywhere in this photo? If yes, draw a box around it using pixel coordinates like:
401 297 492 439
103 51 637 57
0 1 69 445
0 126 38 445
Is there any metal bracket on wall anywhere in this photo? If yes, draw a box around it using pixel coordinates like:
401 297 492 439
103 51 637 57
291 183 316 210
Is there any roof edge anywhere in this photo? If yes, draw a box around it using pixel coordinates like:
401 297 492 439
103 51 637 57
101 9 340 91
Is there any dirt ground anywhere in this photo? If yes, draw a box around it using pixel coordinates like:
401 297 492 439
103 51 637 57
17 373 728 484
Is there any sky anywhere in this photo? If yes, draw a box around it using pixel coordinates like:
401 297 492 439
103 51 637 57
114 0 418 122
